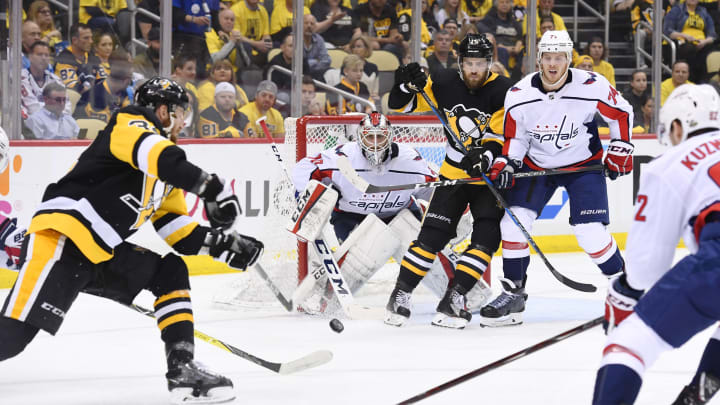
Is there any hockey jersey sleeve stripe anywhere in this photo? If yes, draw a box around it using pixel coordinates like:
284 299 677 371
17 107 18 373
503 111 518 155
488 107 505 135
137 134 175 178
156 215 198 247
595 101 631 142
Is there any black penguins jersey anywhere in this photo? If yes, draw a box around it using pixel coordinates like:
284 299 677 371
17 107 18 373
28 106 209 264
388 69 512 180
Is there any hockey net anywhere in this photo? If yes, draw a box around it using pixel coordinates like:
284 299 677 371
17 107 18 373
213 114 450 311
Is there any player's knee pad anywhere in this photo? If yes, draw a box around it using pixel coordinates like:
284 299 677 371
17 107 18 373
0 317 39 360
147 253 191 297
336 214 401 292
602 314 673 378
501 207 536 258
573 222 623 275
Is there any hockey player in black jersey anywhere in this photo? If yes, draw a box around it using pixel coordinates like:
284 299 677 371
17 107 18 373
0 77 263 404
384 33 513 328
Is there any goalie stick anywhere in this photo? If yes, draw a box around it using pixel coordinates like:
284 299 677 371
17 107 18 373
128 303 333 375
336 157 604 193
415 89 596 293
397 316 603 404
257 117 356 316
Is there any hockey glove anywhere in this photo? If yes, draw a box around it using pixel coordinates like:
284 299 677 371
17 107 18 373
603 273 644 334
199 174 241 231
488 156 518 189
604 139 634 180
204 229 264 271
395 62 427 93
460 146 495 177
0 217 25 270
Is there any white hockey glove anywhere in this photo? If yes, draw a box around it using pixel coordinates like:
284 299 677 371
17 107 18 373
604 139 634 180
197 173 241 231
0 217 25 270
603 273 644 334
203 229 264 272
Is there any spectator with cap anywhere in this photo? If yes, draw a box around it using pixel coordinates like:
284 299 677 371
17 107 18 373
442 18 460 51
575 54 594 71
239 80 284 138
196 59 249 112
133 26 161 79
24 82 80 140
74 49 133 123
198 82 250 138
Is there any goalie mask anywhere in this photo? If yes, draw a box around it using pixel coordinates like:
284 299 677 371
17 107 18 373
358 112 393 167
658 84 720 146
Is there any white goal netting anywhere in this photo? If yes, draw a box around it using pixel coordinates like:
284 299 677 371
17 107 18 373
213 114 448 311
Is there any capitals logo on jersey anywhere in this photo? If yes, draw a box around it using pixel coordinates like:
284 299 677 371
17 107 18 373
445 104 492 145
528 115 580 149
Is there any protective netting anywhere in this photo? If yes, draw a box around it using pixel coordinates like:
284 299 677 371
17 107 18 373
213 114 446 311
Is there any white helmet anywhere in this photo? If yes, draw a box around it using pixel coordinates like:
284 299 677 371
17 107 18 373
0 127 9 172
658 84 720 146
357 112 393 167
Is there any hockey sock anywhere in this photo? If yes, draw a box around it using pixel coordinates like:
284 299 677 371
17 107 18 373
154 290 194 347
397 241 437 291
593 246 625 276
592 364 642 405
453 246 492 292
692 337 720 385
502 257 530 287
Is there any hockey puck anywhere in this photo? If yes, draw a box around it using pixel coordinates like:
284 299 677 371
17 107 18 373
329 318 344 333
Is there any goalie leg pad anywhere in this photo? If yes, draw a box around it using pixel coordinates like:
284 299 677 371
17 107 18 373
421 247 456 298
288 180 338 242
387 208 421 263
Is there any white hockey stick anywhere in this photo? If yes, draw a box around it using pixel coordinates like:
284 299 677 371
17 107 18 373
257 117 355 316
253 262 294 311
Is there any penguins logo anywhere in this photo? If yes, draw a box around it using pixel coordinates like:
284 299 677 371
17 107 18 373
445 104 491 144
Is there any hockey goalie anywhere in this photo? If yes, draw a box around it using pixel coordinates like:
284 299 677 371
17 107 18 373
289 112 492 322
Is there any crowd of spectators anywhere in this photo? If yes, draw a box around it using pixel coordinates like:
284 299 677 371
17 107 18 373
9 0 720 139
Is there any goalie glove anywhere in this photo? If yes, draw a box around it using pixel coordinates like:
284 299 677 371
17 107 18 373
488 156 519 189
604 139 634 180
603 273 644 334
395 62 427 93
197 173 241 231
203 229 264 271
460 146 494 177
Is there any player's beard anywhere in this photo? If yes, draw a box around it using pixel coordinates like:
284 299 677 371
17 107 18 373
462 69 487 92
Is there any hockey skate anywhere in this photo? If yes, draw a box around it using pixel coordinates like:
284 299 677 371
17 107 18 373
431 284 472 329
672 372 720 405
479 278 527 327
385 284 412 326
167 360 235 404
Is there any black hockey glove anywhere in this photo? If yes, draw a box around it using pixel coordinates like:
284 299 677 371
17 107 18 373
488 156 519 189
204 229 264 271
198 173 241 231
603 273 643 334
460 146 495 177
395 62 427 93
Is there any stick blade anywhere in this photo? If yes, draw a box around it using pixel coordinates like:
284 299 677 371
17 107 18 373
277 350 334 375
336 156 370 193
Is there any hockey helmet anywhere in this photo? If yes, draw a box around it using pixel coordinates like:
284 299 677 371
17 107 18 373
357 112 393 167
135 77 189 113
658 84 720 146
0 127 9 172
458 33 493 65
536 30 574 66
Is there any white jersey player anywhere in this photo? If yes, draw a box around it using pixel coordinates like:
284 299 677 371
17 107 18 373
593 84 720 405
481 30 634 326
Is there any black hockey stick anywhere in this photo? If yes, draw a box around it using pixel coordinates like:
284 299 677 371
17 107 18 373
336 157 604 193
397 316 604 404
417 90 597 293
252 262 294 311
129 303 333 375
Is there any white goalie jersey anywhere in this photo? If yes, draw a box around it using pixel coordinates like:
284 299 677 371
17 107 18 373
292 142 436 218
625 131 720 291
503 68 633 169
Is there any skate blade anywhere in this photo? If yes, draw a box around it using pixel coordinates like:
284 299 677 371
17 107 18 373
169 386 235 404
384 310 409 327
478 313 524 327
431 313 468 329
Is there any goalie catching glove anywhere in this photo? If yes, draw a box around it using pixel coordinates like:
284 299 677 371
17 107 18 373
197 173 241 230
604 139 634 180
203 228 264 271
460 146 495 177
603 273 644 334
396 62 427 93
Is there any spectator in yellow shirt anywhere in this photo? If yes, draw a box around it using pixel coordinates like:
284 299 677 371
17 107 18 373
231 0 273 67
196 59 249 112
270 0 311 45
239 80 285 138
198 82 250 138
661 60 693 105
523 0 566 38
79 0 126 32
586 36 616 87
206 8 250 74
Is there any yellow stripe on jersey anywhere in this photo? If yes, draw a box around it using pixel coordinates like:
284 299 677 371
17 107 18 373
467 248 491 263
28 213 113 264
109 112 174 174
158 216 198 247
157 313 194 331
411 245 436 260
155 290 191 306
7 230 64 320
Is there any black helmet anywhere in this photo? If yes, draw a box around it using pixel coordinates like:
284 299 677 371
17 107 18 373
135 77 189 111
458 33 493 64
